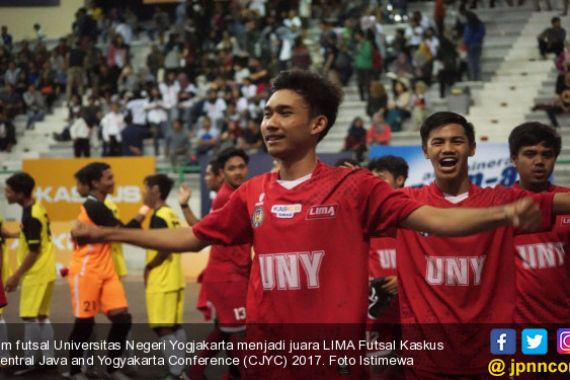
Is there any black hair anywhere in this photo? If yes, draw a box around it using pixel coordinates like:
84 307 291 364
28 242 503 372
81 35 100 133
271 69 343 142
217 147 249 169
334 158 360 167
144 174 174 201
207 158 222 175
420 111 476 147
76 162 111 190
508 122 561 158
6 172 35 198
74 166 89 185
552 17 561 23
368 156 409 181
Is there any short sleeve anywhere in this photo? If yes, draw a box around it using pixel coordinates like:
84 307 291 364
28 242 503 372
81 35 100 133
84 199 121 227
193 184 253 246
22 216 42 251
150 214 168 229
362 174 423 237
506 186 554 233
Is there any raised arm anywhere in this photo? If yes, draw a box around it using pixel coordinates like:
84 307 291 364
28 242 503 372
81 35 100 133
177 183 200 226
400 197 540 236
71 222 209 253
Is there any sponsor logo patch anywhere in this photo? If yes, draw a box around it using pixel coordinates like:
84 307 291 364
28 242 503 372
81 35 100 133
561 216 570 225
306 204 338 220
271 204 302 218
252 206 265 228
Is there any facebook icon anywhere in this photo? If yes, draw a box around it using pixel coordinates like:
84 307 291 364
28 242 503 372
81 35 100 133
491 329 516 355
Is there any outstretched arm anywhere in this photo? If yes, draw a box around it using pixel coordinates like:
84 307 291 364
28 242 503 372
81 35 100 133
401 197 540 236
71 222 209 253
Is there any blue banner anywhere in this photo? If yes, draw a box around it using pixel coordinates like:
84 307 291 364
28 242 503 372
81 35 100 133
369 144 518 188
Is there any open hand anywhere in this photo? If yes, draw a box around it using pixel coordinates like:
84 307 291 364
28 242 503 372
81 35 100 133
177 183 192 205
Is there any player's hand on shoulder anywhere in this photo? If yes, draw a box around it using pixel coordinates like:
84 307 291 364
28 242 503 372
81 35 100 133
504 197 540 231
177 183 192 205
70 221 103 244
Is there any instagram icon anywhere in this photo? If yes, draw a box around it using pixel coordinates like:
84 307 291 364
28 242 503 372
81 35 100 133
558 329 570 354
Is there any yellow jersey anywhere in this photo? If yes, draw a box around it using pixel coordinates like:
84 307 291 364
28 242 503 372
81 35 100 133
17 201 56 285
145 206 185 294
104 199 128 277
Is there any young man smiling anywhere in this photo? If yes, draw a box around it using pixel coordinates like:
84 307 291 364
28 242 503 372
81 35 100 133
394 112 570 379
72 71 545 377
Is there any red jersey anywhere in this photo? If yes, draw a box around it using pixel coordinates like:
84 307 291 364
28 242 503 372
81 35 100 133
369 237 399 324
193 161 422 324
396 183 554 374
513 182 570 325
203 182 252 283
369 237 398 278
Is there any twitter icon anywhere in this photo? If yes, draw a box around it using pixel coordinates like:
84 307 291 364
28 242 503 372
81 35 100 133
522 329 548 355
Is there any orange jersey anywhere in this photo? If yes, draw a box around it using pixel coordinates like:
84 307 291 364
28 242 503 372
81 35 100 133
70 203 115 279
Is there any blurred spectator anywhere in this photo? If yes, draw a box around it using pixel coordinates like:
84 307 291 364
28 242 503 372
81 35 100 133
367 112 392 146
389 53 415 80
435 34 459 98
555 41 570 75
343 117 367 153
115 17 133 45
0 108 16 152
106 35 130 76
33 23 46 41
463 11 485 81
69 109 91 157
146 87 168 156
405 17 424 51
366 80 388 118
66 40 86 101
385 79 411 132
165 118 191 168
73 7 98 42
219 120 243 150
538 17 566 59
0 84 23 119
355 30 373 101
413 41 434 84
203 89 227 128
196 116 219 156
239 119 264 153
1 26 13 50
121 114 145 156
159 72 180 122
410 81 429 131
4 61 20 86
100 102 124 156
146 45 165 78
117 65 138 94
151 6 170 41
38 70 57 112
322 31 341 85
533 72 570 127
126 91 148 129
23 84 45 130
291 36 312 70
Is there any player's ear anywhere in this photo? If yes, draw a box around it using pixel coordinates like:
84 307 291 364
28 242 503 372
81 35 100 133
396 175 406 188
422 144 429 159
469 142 476 157
310 115 328 138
